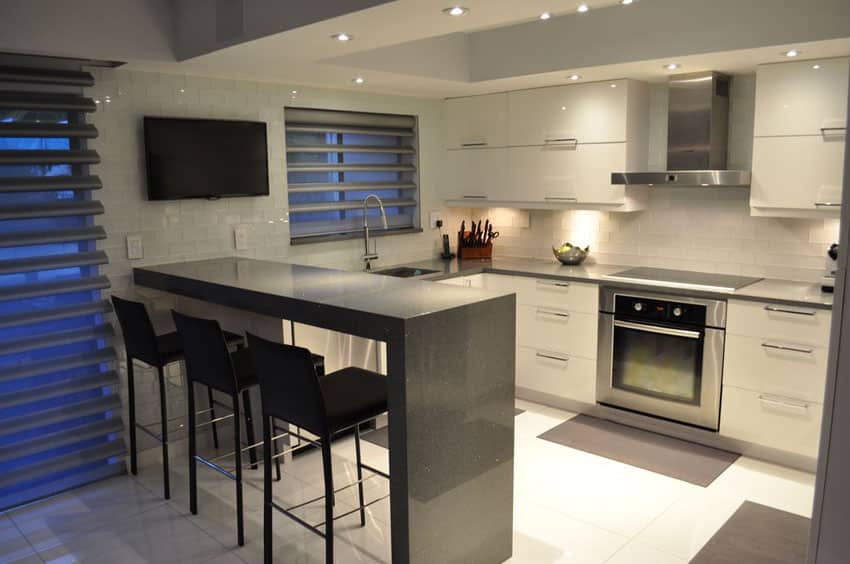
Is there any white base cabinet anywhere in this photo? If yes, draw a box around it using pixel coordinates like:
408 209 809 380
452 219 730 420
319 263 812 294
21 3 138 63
720 299 831 458
516 346 596 404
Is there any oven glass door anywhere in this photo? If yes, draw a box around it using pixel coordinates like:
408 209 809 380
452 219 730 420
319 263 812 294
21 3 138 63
611 318 704 405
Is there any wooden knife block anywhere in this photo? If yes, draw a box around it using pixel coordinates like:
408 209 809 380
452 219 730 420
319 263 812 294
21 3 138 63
458 231 493 259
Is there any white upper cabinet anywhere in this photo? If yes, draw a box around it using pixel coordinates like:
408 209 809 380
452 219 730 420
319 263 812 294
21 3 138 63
508 80 629 146
751 135 846 211
442 79 649 210
508 143 629 205
443 147 510 202
754 57 849 137
445 93 509 149
751 57 848 217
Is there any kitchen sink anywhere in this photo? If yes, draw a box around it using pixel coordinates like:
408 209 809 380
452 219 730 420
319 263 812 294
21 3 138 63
373 266 439 278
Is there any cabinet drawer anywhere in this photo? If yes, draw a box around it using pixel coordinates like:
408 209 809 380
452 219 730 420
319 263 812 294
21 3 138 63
517 305 597 358
505 277 598 312
516 345 596 404
720 386 822 458
727 300 832 345
723 334 828 403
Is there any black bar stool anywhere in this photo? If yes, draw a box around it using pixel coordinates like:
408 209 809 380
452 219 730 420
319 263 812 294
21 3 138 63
247 333 390 564
111 295 244 499
172 310 280 547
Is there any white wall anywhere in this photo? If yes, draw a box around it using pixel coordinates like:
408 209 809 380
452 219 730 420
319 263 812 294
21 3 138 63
86 68 446 294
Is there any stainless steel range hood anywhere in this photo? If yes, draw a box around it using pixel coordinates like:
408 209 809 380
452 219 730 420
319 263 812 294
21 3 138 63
612 71 751 187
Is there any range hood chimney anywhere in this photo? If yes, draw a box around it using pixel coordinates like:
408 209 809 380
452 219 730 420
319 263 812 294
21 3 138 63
612 71 751 187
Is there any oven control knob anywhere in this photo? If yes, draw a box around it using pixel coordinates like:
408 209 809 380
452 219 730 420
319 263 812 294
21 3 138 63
673 306 683 317
634 302 643 312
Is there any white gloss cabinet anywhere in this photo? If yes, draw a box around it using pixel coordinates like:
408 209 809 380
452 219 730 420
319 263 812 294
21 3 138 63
508 142 630 205
751 135 846 211
507 79 629 145
753 57 849 137
443 148 510 202
751 57 848 217
720 299 831 459
443 80 649 211
445 93 509 149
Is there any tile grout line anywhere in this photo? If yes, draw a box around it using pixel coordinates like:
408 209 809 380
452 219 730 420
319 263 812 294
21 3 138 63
6 514 46 563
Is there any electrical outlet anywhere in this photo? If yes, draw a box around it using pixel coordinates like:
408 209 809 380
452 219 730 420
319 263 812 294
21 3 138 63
429 211 443 229
234 226 249 250
126 235 143 260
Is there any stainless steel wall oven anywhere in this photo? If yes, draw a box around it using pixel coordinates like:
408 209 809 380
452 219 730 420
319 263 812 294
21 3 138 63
597 288 727 430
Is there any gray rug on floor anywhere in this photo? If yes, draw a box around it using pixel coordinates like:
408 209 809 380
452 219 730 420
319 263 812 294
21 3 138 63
363 408 526 449
691 501 809 564
538 414 739 487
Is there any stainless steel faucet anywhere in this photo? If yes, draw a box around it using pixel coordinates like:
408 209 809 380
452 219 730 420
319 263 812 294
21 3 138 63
362 194 388 271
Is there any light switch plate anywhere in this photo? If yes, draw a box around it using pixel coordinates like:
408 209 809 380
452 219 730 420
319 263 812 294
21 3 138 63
429 211 443 229
234 226 249 250
126 235 143 260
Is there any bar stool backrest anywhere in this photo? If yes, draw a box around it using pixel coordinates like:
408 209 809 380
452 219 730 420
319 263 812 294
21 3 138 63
111 295 162 367
172 310 239 395
246 333 328 437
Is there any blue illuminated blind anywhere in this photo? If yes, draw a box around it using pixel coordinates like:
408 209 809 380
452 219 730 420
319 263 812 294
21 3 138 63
284 108 419 241
0 63 121 510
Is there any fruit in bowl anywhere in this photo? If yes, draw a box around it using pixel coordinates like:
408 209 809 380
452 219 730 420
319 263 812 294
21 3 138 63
552 242 590 265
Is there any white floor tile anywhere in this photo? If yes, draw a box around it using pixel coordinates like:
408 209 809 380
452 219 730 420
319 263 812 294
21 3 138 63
9 478 165 552
630 489 744 559
706 456 816 517
36 504 225 564
605 541 688 564
508 499 628 563
0 515 40 563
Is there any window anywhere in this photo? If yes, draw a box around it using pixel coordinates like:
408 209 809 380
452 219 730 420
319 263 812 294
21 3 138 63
284 108 419 243
0 63 119 511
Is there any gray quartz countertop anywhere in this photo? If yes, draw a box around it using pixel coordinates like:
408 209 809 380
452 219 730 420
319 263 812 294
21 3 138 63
133 257 512 321
385 256 834 310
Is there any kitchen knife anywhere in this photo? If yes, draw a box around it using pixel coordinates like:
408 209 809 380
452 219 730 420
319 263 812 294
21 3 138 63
460 220 466 247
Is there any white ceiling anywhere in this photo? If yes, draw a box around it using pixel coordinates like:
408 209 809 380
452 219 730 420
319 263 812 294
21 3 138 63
127 0 850 99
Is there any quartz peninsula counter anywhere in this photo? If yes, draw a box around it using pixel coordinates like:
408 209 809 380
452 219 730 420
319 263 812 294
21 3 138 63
133 257 516 564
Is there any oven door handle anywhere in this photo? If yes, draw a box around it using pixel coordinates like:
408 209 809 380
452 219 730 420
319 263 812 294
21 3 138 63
614 320 702 340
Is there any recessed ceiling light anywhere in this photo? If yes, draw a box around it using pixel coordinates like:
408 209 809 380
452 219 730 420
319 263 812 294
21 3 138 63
812 64 822 69
610 83 618 88
352 77 365 85
621 0 634 4
577 4 589 13
443 6 468 16
540 12 552 20
665 63 680 71
561 106 567 110
331 33 352 42
784 49 800 57
568 74 581 81
291 90 297 94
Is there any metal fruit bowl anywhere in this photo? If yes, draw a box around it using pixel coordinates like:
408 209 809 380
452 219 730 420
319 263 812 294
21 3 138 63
552 243 590 266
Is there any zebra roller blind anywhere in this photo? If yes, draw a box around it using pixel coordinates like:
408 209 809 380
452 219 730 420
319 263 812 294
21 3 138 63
0 60 121 510
284 108 420 242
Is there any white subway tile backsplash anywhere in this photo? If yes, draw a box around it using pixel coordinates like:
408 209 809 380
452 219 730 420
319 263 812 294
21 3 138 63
458 186 840 283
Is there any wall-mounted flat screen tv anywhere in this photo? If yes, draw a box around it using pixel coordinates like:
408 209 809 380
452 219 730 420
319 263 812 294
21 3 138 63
143 117 269 200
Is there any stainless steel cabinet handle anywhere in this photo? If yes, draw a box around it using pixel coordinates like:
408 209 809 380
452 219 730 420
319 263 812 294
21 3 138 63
462 195 488 199
544 196 578 202
815 202 841 207
764 305 817 316
536 351 570 363
758 394 809 414
544 137 578 145
614 320 701 340
537 308 570 318
820 126 847 134
536 279 570 288
461 142 488 147
761 342 814 355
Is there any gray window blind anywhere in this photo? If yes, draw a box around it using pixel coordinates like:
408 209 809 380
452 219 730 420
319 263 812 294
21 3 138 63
284 108 419 243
